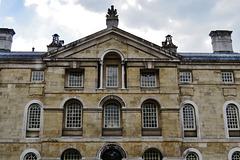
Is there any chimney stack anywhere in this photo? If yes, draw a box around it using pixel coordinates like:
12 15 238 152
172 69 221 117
106 5 119 28
0 28 15 52
209 30 233 53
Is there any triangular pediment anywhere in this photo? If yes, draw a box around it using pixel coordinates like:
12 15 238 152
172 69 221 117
42 27 181 61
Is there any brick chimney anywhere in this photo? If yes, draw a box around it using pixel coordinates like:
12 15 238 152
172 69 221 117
209 30 233 53
0 28 15 52
106 5 119 28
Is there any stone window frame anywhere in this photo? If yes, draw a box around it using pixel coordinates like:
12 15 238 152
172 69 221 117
65 68 84 89
22 100 44 138
20 148 41 160
180 100 201 138
179 71 192 83
99 49 126 89
182 148 202 160
31 70 44 82
99 95 125 136
62 98 83 136
223 101 240 138
222 71 234 83
228 148 240 160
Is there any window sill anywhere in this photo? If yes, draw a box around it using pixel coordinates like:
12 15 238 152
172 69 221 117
142 128 162 136
64 87 84 90
62 128 83 136
102 128 122 136
140 87 160 91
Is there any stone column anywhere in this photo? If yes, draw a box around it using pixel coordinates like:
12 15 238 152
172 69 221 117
99 60 103 89
121 61 125 89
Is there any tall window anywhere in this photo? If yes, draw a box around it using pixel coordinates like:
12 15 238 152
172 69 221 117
106 66 118 87
180 72 192 83
61 149 82 160
68 70 83 87
232 151 240 160
31 71 44 82
222 72 234 83
226 104 239 130
65 101 82 128
186 152 199 160
142 149 162 160
183 105 196 130
141 71 156 87
142 102 158 128
104 102 120 128
27 104 41 130
24 153 37 160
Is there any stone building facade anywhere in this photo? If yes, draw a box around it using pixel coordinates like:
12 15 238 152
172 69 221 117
0 6 240 160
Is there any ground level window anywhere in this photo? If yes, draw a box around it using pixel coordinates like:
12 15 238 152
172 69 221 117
61 149 82 160
24 153 37 160
142 149 162 160
186 152 198 160
232 151 240 160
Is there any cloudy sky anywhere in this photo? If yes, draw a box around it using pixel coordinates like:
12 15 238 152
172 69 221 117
1 0 240 53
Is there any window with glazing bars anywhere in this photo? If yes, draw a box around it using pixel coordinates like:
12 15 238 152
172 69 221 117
32 71 44 82
180 72 191 83
142 102 158 128
65 102 82 128
222 72 234 83
61 149 82 160
232 151 240 160
141 71 156 87
226 105 239 130
68 71 83 87
142 149 162 160
106 66 118 87
186 152 198 160
27 104 41 130
183 105 196 130
24 153 37 160
104 103 120 128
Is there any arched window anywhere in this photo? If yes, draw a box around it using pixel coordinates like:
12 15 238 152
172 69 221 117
186 152 199 160
99 50 125 89
142 102 158 128
24 153 37 160
104 102 120 128
62 100 82 136
183 105 196 130
226 104 239 130
23 101 43 138
20 149 41 160
183 148 202 160
180 101 199 138
142 148 162 160
27 104 41 130
61 149 82 160
223 101 240 138
142 100 161 136
232 151 240 160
